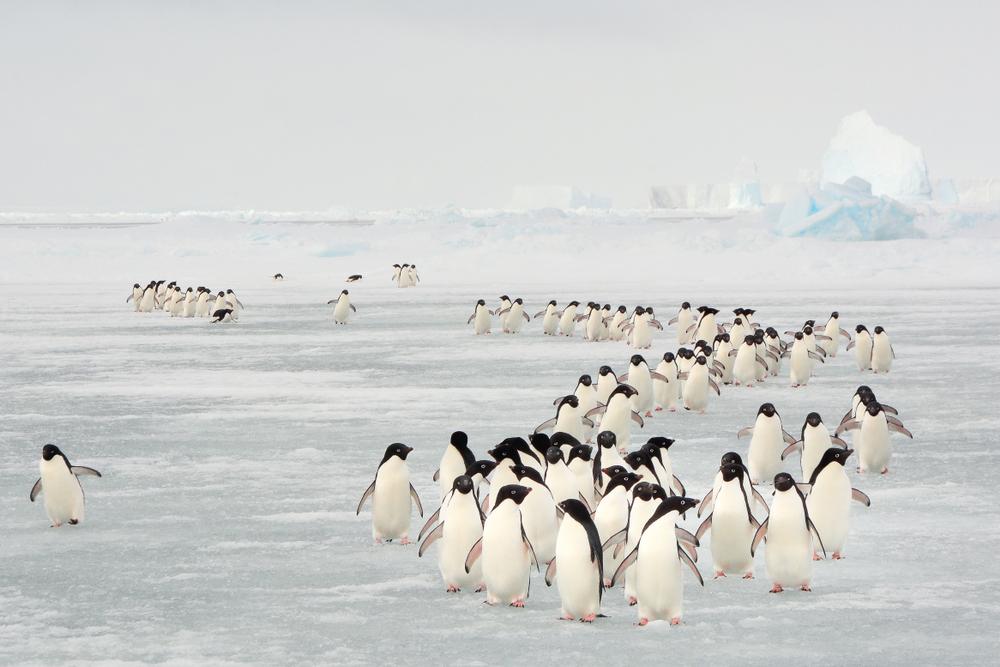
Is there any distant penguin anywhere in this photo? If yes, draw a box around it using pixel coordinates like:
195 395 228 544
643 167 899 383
653 352 679 412
714 333 735 384
503 298 531 334
871 326 894 373
763 328 785 376
273 273 284 281
168 287 184 317
327 290 356 324
139 283 156 313
535 300 559 335
391 264 403 285
586 385 642 453
675 348 695 395
195 289 212 318
804 448 870 559
558 301 581 337
609 305 629 341
566 445 598 511
739 403 796 485
783 412 847 482
466 484 538 607
29 444 101 526
127 283 143 311
497 296 513 332
182 287 197 318
586 304 604 342
211 308 234 323
611 496 703 626
752 473 824 592
816 311 851 358
543 447 582 509
621 354 665 418
418 475 485 592
731 335 762 387
545 499 604 622
346 274 362 282
434 431 477 501
669 302 695 345
681 356 720 414
357 444 423 544
536 395 593 445
846 325 873 371
468 299 492 335
784 332 824 386
838 401 912 474
696 463 757 578
407 264 420 285
225 289 244 320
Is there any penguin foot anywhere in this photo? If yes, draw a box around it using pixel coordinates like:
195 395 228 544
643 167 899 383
715 572 726 578
769 585 783 593
603 579 612 588
629 597 637 606
558 614 574 621
635 618 649 626
743 573 754 579
50 523 62 528
670 408 675 412
645 411 653 418
581 614 597 623
881 468 889 474
447 585 460 593
799 585 811 592
700 410 706 415
858 467 867 473
475 586 486 592
484 600 496 606
832 552 842 560
375 538 383 544
510 600 525 608
655 407 663 411
813 553 821 561
400 538 413 545
670 618 681 626
69 519 78 525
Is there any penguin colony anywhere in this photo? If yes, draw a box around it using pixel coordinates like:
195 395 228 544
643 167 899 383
357 302 911 626
392 263 420 288
127 281 244 323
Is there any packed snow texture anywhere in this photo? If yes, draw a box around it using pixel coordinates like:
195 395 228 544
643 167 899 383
775 177 925 241
822 111 932 201
1 208 999 665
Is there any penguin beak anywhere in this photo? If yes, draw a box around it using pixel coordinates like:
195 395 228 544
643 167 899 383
405 446 414 454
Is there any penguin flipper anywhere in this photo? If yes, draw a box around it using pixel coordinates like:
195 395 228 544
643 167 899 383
751 486 769 515
750 518 768 557
601 528 627 553
675 526 699 548
630 411 644 428
464 538 484 573
667 317 678 325
497 308 511 316
649 372 668 382
881 403 898 415
616 373 629 382
831 437 849 448
418 507 441 541
610 546 639 587
697 490 713 518
544 556 557 586
581 417 594 428
780 442 801 461
649 320 663 330
409 484 424 517
807 351 825 363
808 518 827 558
672 475 686 497
765 350 779 362
467 314 476 324
126 294 134 303
755 354 768 370
70 466 101 477
533 311 547 318
846 341 856 350
30 478 42 502
728 349 739 357
677 545 704 586
709 379 721 395
357 480 376 514
737 427 754 438
433 469 440 482
782 429 797 445
585 405 606 419
677 372 689 380
835 420 860 436
685 323 698 333
851 489 871 507
418 523 444 558
888 423 913 438
695 514 713 541
533 418 557 434
349 304 356 312
521 524 539 572
839 328 852 339
815 334 832 341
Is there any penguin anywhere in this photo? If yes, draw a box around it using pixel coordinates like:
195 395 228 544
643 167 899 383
751 473 825 592
465 484 538 607
502 298 531 334
510 466 559 565
138 283 156 313
804 448 870 559
653 352 679 412
535 300 559 335
527 433 551 475
407 264 420 285
815 311 851 358
691 306 721 344
753 330 772 382
566 445 599 511
669 302 695 345
168 286 184 317
586 385 642 453
434 431 477 501
783 412 848 482
399 263 414 287
486 444 526 508
696 463 758 578
617 481 670 602
611 496 703 626
543 446 583 509
29 444 101 526
731 335 764 387
713 333 735 384
224 289 244 321
783 332 824 387
464 460 497 509
593 471 643 587
739 403 796 485
468 299 492 335
595 365 618 409
418 475 485 592
837 401 912 474
846 325 873 371
195 289 213 318
599 304 613 340
327 290 356 324
211 308 234 323
763 328 785 377
273 273 284 281
357 444 423 544
497 296 513 332
680 356 720 414
642 437 685 496
182 287 197 318
346 274 362 282
624 307 661 350
728 316 747 349
557 301 581 337
585 304 604 342
545 499 604 622
127 283 143 311
871 326 894 373
608 305 629 341
675 348 695 395
391 264 403 285
619 355 666 418
535 395 594 445
573 375 599 442
594 431 626 487
697 452 769 518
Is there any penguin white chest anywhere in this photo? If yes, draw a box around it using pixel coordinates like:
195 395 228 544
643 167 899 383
554 518 601 617
40 458 85 525
482 504 532 604
635 518 684 622
371 459 413 540
764 492 813 588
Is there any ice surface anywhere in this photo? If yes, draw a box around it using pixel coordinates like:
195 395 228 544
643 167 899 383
507 186 612 210
1 208 999 665
822 111 932 201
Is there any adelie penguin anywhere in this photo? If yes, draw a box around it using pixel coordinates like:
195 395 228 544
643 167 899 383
468 299 492 335
870 326 894 373
327 290 356 324
739 403 797 485
696 463 760 579
357 444 423 544
346 274 362 282
273 273 284 281
433 431 476 501
783 412 849 481
846 325 873 371
465 484 538 607
837 401 911 474
752 473 826 592
803 448 870 560
545 499 605 622
30 444 102 527
419 475 485 592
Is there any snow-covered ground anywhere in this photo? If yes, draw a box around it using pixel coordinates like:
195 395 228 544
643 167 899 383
1 208 999 665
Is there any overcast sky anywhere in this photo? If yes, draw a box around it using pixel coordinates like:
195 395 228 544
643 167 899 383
1 1 997 211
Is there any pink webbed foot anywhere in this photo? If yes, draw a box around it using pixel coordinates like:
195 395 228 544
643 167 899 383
475 586 486 592
635 618 649 626
645 411 653 418
603 579 612 588
400 538 413 545
447 585 460 593
743 573 754 579
832 552 842 560
581 614 597 623
655 407 663 412
51 523 62 528
716 572 726 579
557 614 574 621
484 599 495 606
770 585 783 593
700 410 706 415
799 585 811 592
375 538 383 544
69 519 78 525
669 407 675 412
629 597 637 606
670 618 681 626
881 468 889 474
511 599 525 608
813 553 821 561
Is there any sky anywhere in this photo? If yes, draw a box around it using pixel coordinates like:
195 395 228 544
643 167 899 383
1 1 998 211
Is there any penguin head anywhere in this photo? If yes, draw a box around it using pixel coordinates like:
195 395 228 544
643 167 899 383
549 300 557 306
721 464 744 482
773 472 796 491
681 302 691 310
477 299 486 306
817 447 853 470
662 352 675 363
578 374 593 387
646 307 655 316
466 460 497 479
567 444 593 464
831 311 840 318
515 298 524 304
695 356 707 366
794 332 804 340
631 481 655 502
596 430 617 451
186 287 193 292
488 444 522 465
133 283 141 288
803 325 814 335
623 450 651 471
557 499 592 523
855 385 872 396
381 443 413 464
529 432 551 456
605 471 642 494
645 436 675 451
601 465 629 479
630 354 645 367
743 308 756 316
866 401 884 417
558 394 580 411
633 306 645 316
874 325 885 334
568 301 580 307
721 451 743 467
753 331 765 343
452 475 475 495
341 290 349 295
41 444 64 462
545 446 565 465
226 289 234 294
274 274 283 278
648 496 700 526
450 431 469 450
757 403 776 418
550 432 582 451
640 443 663 463
499 295 510 302
765 327 779 338
856 324 869 334
494 484 532 507
598 365 615 377
734 316 743 326
510 465 544 486
610 384 638 399
806 412 823 427
743 335 756 347
617 305 627 313
733 308 744 317
804 319 816 328
602 304 611 311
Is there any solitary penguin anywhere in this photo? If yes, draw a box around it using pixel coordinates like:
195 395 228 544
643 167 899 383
273 273 284 281
357 444 423 544
327 290 356 324
346 274 362 282
545 499 605 621
29 444 102 527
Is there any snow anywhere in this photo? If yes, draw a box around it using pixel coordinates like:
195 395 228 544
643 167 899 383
1 207 999 665
822 111 932 201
